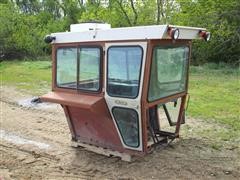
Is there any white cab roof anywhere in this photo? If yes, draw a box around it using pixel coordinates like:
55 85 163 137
51 24 206 44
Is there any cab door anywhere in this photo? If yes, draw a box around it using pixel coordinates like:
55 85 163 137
104 42 147 151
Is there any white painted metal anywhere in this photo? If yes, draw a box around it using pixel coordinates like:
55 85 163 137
51 25 206 44
104 42 147 151
70 23 111 32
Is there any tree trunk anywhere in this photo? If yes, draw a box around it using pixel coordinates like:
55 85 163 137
116 0 132 26
130 0 138 25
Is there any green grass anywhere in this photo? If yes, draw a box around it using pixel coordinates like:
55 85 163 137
188 63 240 141
0 60 52 95
1 60 239 140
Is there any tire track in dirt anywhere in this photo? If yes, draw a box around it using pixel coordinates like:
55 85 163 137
1 99 69 145
1 87 240 179
0 145 93 180
0 96 112 179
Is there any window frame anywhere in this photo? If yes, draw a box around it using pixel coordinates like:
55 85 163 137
55 45 103 93
112 106 140 148
147 44 190 102
106 45 144 99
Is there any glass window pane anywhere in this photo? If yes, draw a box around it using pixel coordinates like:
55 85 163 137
107 46 142 98
56 48 77 88
78 48 100 91
148 46 189 101
112 107 139 147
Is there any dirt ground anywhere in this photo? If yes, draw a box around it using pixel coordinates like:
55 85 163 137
0 86 239 180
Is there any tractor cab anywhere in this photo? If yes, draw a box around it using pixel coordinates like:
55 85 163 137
41 23 210 161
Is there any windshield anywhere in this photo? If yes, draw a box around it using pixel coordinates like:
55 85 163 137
148 46 189 102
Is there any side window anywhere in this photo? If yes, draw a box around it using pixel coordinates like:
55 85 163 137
107 46 143 98
148 46 189 101
56 48 77 88
78 48 100 91
112 107 139 147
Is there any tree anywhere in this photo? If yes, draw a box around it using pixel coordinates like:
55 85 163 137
0 0 239 65
174 0 240 65
0 1 68 59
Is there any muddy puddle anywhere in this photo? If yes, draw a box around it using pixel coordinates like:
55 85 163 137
17 97 56 109
0 130 51 150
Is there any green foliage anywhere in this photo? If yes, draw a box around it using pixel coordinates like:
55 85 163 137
0 0 239 64
174 0 240 65
0 1 68 59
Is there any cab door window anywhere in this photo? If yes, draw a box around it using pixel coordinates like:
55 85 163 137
112 107 139 147
107 46 143 98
